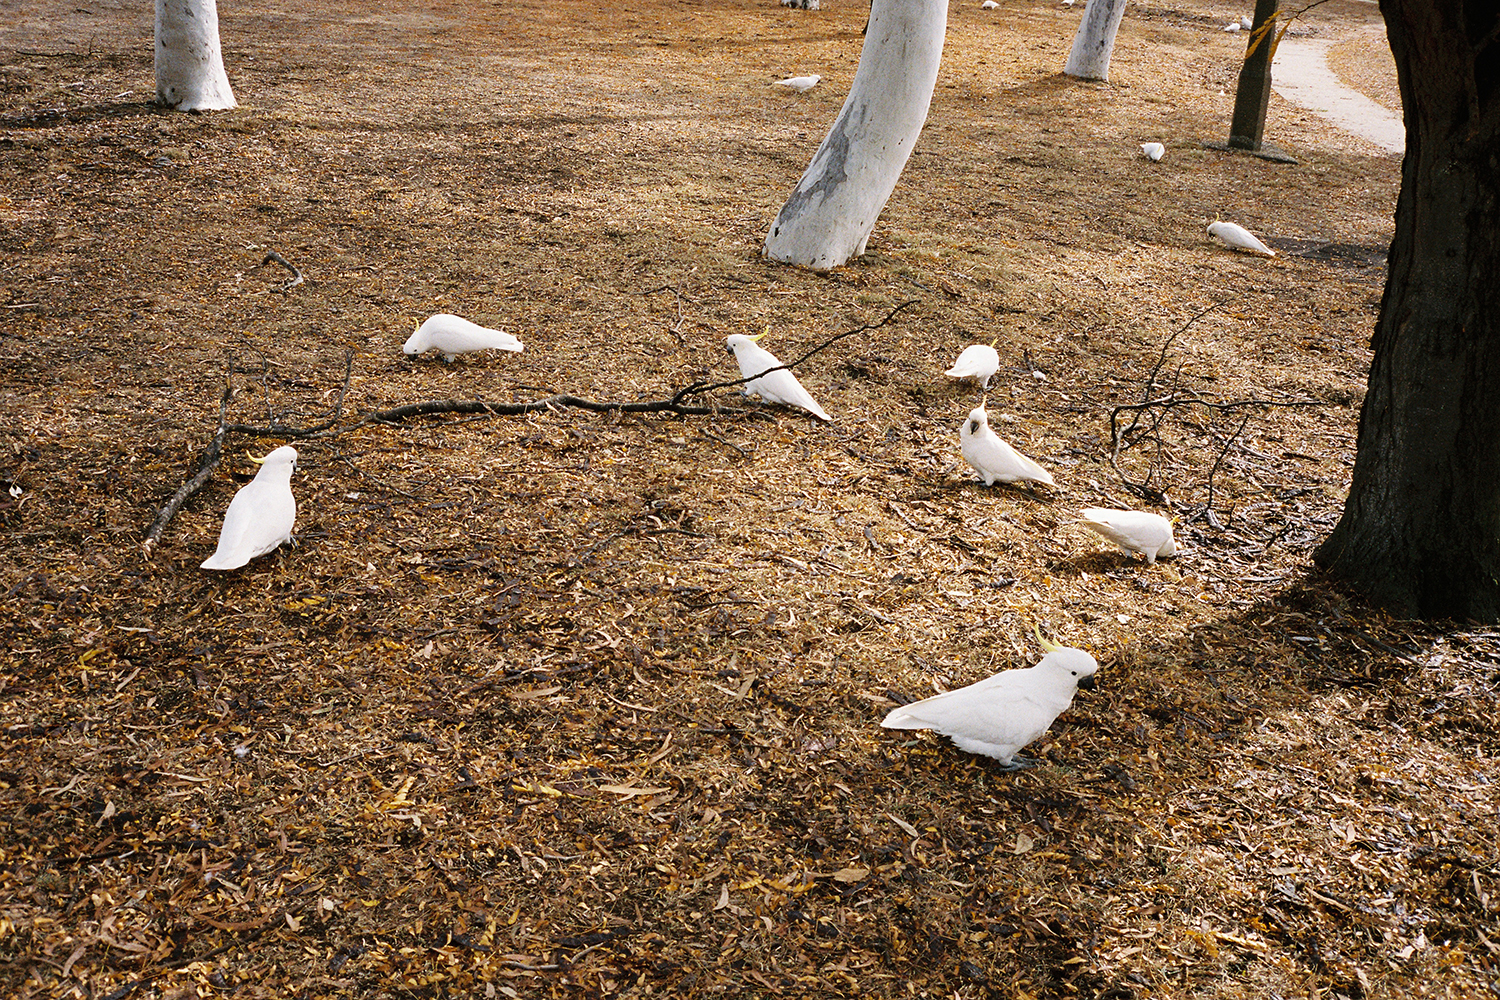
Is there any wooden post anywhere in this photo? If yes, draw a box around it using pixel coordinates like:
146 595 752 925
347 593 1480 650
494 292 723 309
1227 0 1280 150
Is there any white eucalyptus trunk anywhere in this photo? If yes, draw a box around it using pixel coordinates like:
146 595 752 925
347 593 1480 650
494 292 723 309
1063 0 1128 82
764 0 948 269
154 0 237 111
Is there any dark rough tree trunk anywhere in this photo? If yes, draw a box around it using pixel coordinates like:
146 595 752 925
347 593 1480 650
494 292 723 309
1314 0 1500 619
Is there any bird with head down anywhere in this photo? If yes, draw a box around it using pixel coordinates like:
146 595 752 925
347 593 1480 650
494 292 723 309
1077 507 1178 565
403 313 525 362
881 626 1099 769
945 342 1000 389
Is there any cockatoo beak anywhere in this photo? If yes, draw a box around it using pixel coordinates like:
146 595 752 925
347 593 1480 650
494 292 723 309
1033 622 1062 653
1077 674 1097 690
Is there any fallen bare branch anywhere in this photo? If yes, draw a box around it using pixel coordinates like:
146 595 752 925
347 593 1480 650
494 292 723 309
260 250 304 292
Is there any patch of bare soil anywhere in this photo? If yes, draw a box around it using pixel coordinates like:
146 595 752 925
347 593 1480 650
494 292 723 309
2 0 1495 998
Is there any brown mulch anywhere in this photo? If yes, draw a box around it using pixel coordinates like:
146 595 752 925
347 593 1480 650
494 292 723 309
2 0 1496 998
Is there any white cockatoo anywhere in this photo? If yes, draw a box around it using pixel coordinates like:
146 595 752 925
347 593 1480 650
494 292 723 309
1239 14 1254 28
773 75 821 93
945 343 1001 389
403 314 525 361
1077 507 1177 564
201 446 298 570
882 627 1099 768
1207 220 1276 257
725 333 831 421
1223 20 1241 31
1140 142 1165 162
981 1 999 8
959 406 1054 487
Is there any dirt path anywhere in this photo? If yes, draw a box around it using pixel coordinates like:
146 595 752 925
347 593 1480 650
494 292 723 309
1273 27 1404 154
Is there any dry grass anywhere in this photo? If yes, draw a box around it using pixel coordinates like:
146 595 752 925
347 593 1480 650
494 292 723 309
2 0 1496 998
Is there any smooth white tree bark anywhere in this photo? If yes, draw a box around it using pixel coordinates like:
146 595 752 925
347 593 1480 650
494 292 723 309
1063 0 1128 82
764 0 948 269
155 0 237 111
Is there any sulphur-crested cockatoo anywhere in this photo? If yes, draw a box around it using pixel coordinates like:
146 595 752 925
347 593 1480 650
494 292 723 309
1140 142 1165 162
1239 14 1254 28
882 627 1099 768
1207 220 1276 257
945 343 1001 389
774 75 821 93
201 446 298 570
725 333 831 421
981 1 999 9
960 406 1054 487
1078 507 1177 564
1223 21 1241 31
403 314 524 361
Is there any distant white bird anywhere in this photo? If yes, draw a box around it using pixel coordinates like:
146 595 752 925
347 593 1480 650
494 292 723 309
726 333 831 421
1077 507 1177 564
773 75 821 93
1240 14 1254 28
959 406 1054 487
403 314 524 361
1061 0 1074 7
1207 220 1276 257
945 343 1000 389
1140 142 1165 162
882 627 1099 768
981 1 999 8
201 446 298 571
1224 21 1241 31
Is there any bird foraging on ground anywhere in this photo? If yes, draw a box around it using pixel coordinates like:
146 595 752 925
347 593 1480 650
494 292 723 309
1077 507 1177 564
1239 14 1254 28
1207 220 1276 257
1223 20 1241 31
403 314 524 361
881 626 1099 768
959 406 1054 487
981 1 999 9
201 446 298 571
725 333 831 421
1140 142 1165 162
773 74 821 93
945 343 1001 389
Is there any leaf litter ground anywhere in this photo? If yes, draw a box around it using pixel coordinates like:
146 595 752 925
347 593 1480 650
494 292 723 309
1 0 1497 998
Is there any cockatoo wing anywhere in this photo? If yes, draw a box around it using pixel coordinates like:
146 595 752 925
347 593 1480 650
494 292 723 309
1207 221 1276 257
945 344 1000 385
882 666 1079 763
201 449 298 570
963 430 1055 486
733 341 831 421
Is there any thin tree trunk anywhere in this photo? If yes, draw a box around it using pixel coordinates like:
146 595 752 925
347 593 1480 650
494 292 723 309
764 0 948 269
1314 0 1500 620
1062 0 1127 82
155 0 237 111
